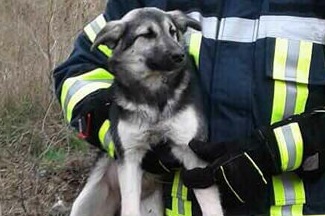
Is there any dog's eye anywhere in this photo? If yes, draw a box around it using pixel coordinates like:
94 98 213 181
140 29 156 39
169 27 177 37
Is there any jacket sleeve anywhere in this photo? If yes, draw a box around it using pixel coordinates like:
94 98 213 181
53 0 143 153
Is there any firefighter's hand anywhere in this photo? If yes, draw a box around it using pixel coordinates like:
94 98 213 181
180 133 274 203
141 143 182 175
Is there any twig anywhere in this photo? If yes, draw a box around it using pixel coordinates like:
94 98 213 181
18 172 28 214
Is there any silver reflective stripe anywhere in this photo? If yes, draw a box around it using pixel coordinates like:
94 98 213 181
103 130 111 149
63 79 112 115
258 15 325 44
282 205 293 216
218 17 259 43
281 40 301 119
177 177 185 215
281 174 296 205
284 83 297 119
280 125 297 172
90 19 103 35
189 12 325 44
187 11 219 40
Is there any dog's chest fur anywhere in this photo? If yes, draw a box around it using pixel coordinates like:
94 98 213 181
117 103 200 151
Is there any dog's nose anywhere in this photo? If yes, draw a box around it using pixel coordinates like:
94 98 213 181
171 53 185 63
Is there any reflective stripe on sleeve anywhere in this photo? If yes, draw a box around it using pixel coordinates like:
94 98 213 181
98 120 115 158
188 33 202 68
273 123 304 172
270 204 304 216
84 14 112 57
270 173 305 216
269 37 311 215
271 38 313 124
166 171 192 216
60 68 114 123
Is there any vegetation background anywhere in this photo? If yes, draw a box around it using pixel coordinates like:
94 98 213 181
0 0 107 215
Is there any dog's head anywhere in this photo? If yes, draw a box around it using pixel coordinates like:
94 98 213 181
91 8 201 90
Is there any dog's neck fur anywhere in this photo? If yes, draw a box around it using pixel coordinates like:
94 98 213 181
114 67 191 121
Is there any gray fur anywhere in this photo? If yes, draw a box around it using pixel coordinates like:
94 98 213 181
70 8 223 216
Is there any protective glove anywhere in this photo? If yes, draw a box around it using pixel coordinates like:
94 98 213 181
181 108 325 202
141 142 182 175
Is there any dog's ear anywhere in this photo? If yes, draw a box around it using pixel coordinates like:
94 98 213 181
167 10 201 33
91 21 126 51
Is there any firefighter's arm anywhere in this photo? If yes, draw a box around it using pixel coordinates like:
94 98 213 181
53 0 145 155
53 27 115 152
181 108 325 202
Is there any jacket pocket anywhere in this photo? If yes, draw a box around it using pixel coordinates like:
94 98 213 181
265 37 325 122
266 37 325 85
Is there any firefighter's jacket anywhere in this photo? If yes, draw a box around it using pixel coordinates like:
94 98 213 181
53 0 325 215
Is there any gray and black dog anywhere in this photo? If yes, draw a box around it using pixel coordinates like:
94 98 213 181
70 8 223 216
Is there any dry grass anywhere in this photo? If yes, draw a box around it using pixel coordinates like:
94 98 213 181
0 0 107 215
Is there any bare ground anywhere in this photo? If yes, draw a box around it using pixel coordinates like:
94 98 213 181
0 0 107 215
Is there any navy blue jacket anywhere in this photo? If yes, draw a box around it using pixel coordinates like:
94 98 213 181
53 0 325 215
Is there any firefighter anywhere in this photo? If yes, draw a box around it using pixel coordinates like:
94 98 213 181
53 0 325 215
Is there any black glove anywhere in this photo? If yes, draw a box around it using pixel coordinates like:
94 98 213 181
181 108 325 202
181 132 273 204
141 142 182 175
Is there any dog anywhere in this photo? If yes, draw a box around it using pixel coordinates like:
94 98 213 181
69 8 224 216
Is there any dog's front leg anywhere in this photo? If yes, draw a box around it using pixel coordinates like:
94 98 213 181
171 145 224 216
118 149 146 216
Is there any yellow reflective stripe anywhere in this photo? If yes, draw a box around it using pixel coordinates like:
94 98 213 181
273 123 304 172
189 33 202 68
271 38 288 124
271 80 287 124
291 123 304 170
98 120 110 145
166 209 179 216
169 171 192 216
272 175 286 206
270 38 312 216
270 205 282 216
296 42 313 84
98 45 113 57
60 68 114 122
292 204 304 215
181 183 192 216
108 141 115 158
270 204 304 216
295 41 313 114
98 120 115 157
84 14 106 43
273 38 289 80
66 82 110 122
84 14 112 57
270 39 312 124
171 172 180 215
295 82 309 114
79 68 114 80
274 127 290 171
61 78 78 107
272 173 305 207
61 68 113 106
